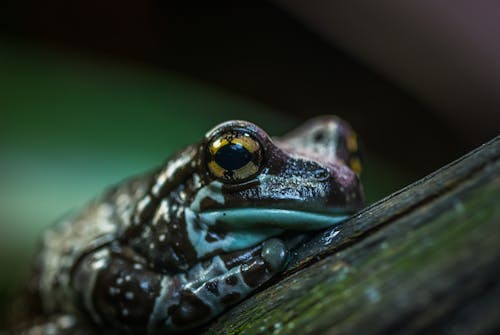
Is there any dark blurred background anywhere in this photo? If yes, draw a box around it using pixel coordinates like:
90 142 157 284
1 0 499 327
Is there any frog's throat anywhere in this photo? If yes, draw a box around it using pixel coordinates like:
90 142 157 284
197 208 350 230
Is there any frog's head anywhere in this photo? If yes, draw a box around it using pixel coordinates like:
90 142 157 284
129 116 365 269
185 117 365 255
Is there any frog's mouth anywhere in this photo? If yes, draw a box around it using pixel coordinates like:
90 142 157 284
185 206 353 257
197 207 351 231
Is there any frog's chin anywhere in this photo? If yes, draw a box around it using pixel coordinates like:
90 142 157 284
198 207 350 230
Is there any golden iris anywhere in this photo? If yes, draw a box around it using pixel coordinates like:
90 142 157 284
207 131 263 182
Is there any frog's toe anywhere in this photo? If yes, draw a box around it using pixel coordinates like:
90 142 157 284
261 238 288 272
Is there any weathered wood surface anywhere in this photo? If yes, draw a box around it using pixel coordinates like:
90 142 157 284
201 136 500 335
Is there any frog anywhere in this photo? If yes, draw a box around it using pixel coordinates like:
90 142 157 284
10 115 365 334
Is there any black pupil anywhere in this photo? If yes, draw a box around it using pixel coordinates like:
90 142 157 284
214 143 252 170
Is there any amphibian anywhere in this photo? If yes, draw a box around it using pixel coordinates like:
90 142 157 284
11 116 364 334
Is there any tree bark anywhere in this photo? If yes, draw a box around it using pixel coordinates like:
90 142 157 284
202 136 500 335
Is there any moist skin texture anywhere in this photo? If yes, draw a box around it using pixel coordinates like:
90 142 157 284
11 116 364 334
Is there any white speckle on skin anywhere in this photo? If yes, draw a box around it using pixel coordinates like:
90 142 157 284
134 195 151 225
116 277 124 285
125 275 132 282
158 234 166 242
192 173 202 189
125 291 134 300
136 196 151 214
92 257 107 270
134 263 143 270
122 308 129 316
153 199 170 223
109 286 120 296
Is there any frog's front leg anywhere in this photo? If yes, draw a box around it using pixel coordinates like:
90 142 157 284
167 238 288 331
72 238 288 334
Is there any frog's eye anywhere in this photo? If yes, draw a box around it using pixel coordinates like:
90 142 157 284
207 130 264 182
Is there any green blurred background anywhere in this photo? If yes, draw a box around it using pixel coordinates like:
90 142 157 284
1 1 493 328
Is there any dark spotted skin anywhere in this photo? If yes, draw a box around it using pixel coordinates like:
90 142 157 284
10 116 365 334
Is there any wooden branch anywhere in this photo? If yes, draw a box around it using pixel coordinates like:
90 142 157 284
202 136 500 335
